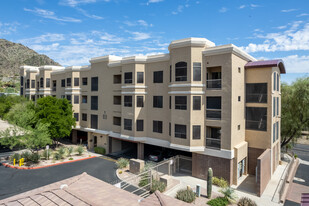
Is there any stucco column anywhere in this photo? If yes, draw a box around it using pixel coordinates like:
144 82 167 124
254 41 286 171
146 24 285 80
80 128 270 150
72 130 77 144
137 142 144 160
88 132 94 150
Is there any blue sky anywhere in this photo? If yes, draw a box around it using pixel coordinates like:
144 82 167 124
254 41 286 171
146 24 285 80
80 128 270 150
1 0 309 84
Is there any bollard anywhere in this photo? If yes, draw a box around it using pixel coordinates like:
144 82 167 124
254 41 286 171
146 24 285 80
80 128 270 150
196 184 201 197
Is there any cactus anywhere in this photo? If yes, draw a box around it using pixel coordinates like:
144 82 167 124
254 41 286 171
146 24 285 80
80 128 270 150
207 168 213 198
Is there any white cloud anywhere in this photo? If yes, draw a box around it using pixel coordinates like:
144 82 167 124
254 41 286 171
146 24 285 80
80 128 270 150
19 33 65 44
0 22 19 36
147 0 164 4
24 8 81 22
275 25 287 30
250 4 260 8
75 8 103 20
59 0 100 7
242 21 309 52
297 13 309 17
129 31 151 41
239 5 246 9
172 5 184 15
282 55 309 73
238 4 261 9
281 9 297 13
219 7 228 13
30 43 60 51
124 19 152 27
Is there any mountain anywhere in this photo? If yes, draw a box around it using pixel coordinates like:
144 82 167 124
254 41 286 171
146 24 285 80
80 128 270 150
0 39 61 76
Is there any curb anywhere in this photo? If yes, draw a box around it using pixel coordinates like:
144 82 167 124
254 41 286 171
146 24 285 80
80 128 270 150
1 156 96 170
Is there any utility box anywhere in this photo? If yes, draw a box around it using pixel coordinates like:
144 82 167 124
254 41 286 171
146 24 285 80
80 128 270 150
129 159 145 174
160 175 172 188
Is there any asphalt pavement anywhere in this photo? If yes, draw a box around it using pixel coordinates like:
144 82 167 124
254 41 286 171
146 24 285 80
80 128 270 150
0 157 118 200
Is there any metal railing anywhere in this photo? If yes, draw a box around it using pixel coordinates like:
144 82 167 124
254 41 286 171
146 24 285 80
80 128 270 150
206 109 221 120
206 138 221 149
246 120 267 131
206 79 222 89
246 93 267 103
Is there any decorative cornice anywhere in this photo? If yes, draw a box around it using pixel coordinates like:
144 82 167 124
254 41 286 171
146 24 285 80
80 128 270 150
121 91 147 95
168 91 205 95
168 37 215 50
168 84 205 88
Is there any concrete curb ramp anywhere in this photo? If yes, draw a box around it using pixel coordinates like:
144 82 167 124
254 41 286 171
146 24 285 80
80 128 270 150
1 156 96 170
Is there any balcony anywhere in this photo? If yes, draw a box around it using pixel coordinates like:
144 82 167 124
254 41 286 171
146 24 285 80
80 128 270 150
245 120 267 131
206 79 222 89
246 93 267 103
206 109 221 120
206 127 221 149
206 138 221 149
52 87 56 92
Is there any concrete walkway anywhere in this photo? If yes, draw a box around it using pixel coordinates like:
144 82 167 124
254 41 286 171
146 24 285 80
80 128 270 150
0 119 12 133
164 161 289 206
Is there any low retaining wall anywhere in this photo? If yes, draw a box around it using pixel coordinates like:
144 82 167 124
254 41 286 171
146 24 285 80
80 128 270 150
256 149 271 196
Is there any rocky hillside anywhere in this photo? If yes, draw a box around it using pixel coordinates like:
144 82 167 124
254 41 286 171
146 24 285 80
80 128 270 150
0 39 61 76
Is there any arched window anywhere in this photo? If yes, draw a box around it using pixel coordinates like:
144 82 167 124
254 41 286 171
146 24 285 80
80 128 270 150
175 62 187 81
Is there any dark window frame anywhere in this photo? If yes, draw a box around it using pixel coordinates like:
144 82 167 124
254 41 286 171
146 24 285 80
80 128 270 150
91 96 98 110
124 72 133 84
153 71 163 83
175 124 186 139
91 77 98 91
193 125 201 139
153 96 163 108
137 72 144 84
136 119 144 131
153 120 163 133
124 119 132 131
193 62 201 81
136 96 144 107
193 96 201 110
175 96 187 110
74 78 79 86
124 96 133 107
82 77 88 85
175 62 187 82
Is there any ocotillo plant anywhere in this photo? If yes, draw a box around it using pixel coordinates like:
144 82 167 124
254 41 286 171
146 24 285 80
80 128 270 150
207 168 213 198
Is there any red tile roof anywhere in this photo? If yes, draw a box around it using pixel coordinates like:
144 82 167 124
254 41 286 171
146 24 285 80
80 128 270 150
245 59 286 74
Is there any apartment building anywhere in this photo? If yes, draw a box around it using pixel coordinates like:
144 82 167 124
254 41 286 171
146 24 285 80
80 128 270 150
20 37 286 187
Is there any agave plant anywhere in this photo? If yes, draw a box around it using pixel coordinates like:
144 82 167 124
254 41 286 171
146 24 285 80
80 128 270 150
220 187 237 203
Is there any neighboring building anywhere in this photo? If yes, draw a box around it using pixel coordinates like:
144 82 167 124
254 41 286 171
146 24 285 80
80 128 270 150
19 37 286 186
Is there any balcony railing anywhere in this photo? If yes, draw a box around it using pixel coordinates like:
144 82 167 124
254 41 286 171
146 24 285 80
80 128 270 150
206 138 221 149
246 93 267 103
206 79 222 89
206 109 221 120
246 120 267 131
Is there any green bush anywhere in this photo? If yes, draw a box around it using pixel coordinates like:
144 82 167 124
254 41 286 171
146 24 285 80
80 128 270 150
69 157 74 160
21 151 31 162
42 149 51 160
294 154 298 159
220 187 237 204
139 173 150 187
212 177 228 188
53 152 61 160
94 147 106 155
207 197 229 206
67 146 74 156
150 179 166 193
116 158 129 169
175 188 196 203
10 153 20 164
76 145 84 156
58 147 66 159
237 197 257 206
30 153 40 163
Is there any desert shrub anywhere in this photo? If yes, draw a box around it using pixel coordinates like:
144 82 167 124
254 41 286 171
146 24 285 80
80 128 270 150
220 187 237 204
10 153 20 164
67 146 74 156
116 157 129 169
30 153 40 163
94 147 106 155
139 172 150 187
58 147 66 159
207 197 229 206
294 154 298 159
237 197 257 206
21 151 31 162
53 152 61 160
175 188 196 203
76 145 84 156
150 179 166 193
69 157 74 160
42 149 51 160
212 177 228 188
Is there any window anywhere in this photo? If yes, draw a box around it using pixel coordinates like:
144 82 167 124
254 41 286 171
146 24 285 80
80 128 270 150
31 80 35 88
124 96 132 107
170 65 172 82
175 124 186 139
193 96 201 110
246 107 267 131
113 117 121 126
91 115 98 129
137 96 144 107
193 125 201 139
193 62 201 81
277 97 279 116
91 77 98 91
206 97 221 119
136 120 144 131
74 78 79 86
20 76 24 85
61 79 65 87
238 96 241 102
153 96 163 108
46 78 50 88
113 96 121 105
74 95 79 104
26 79 30 88
276 122 279 140
66 95 71 102
82 113 87 121
273 97 276 117
82 77 88 85
246 83 267 103
52 80 57 91
175 96 187 110
153 71 163 83
31 95 35 101
40 78 44 88
114 75 121 84
67 78 71 87
20 88 23 95
74 113 79 121
175 62 187 81
273 123 276 143
124 72 132 84
206 127 221 149
169 123 171 136
274 72 276 91
124 119 132 131
82 95 87 103
169 96 171 109
103 113 107 120
137 72 144 83
238 67 241 73
153 120 163 133
277 73 279 91
91 96 98 110
238 125 240 130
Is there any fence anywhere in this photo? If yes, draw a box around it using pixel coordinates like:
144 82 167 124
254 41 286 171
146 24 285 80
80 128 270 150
112 155 192 197
278 153 295 201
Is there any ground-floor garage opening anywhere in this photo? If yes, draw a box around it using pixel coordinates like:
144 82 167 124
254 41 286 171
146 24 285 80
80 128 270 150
107 137 138 159
71 130 88 145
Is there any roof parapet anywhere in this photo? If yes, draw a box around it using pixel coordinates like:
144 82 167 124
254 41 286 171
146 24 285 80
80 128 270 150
168 37 215 50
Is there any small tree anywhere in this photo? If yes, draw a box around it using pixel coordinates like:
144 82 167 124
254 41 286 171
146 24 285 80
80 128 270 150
35 96 76 145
